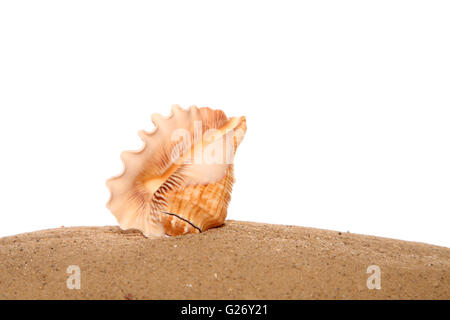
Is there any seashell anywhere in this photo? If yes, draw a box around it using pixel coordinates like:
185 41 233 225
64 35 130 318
106 105 247 238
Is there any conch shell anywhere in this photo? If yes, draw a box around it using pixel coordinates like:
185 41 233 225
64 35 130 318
106 105 247 238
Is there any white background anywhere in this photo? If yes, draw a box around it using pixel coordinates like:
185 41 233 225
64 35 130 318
0 1 449 247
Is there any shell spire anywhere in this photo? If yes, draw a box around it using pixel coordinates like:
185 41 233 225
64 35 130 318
106 105 247 238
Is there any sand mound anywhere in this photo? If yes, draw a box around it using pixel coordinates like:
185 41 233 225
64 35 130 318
0 220 448 299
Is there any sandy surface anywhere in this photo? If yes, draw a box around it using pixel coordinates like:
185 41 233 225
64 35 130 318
0 220 448 299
